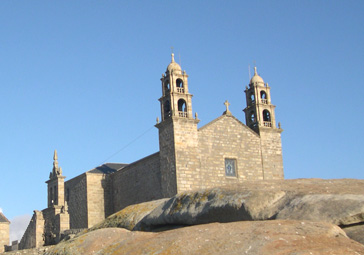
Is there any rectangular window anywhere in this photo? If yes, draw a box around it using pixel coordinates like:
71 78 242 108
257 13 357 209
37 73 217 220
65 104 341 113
225 158 237 177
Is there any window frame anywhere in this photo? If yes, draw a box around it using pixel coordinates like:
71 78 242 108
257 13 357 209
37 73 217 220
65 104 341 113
224 158 237 178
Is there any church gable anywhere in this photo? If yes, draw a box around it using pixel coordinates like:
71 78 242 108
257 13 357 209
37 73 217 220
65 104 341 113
196 114 265 187
198 113 259 137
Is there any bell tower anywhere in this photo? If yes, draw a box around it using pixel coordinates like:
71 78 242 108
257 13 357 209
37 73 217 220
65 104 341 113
156 53 200 196
159 53 194 121
243 66 284 179
44 150 70 245
243 66 279 133
46 150 65 208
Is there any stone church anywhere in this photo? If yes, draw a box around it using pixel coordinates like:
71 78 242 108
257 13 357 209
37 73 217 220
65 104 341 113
18 54 284 249
0 212 10 253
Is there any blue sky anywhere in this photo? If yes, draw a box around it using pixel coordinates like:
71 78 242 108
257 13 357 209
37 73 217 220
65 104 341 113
0 0 363 239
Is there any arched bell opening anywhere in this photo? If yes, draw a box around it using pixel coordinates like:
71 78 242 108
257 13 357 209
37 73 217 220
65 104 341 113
260 91 268 104
249 111 255 123
178 99 187 118
164 80 170 94
263 109 272 127
250 93 255 104
176 78 184 93
164 100 171 119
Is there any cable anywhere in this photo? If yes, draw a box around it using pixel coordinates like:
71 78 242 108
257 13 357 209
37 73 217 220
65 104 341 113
98 125 155 165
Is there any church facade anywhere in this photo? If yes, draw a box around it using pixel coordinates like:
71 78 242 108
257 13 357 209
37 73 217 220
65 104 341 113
19 54 284 249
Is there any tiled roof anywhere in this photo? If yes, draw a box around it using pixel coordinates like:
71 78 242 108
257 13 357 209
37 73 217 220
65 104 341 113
87 163 128 174
0 212 10 223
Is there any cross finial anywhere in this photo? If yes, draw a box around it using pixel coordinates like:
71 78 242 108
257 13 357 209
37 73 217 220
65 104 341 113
52 149 61 177
223 100 232 116
170 47 175 62
224 100 230 109
53 150 58 170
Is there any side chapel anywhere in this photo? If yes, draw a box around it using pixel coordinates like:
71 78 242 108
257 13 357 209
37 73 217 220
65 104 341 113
19 54 284 249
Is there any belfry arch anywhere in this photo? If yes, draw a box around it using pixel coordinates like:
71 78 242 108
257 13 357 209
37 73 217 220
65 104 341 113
178 99 187 117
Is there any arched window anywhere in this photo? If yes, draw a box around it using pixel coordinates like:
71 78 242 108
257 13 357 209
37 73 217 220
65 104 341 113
250 111 255 123
263 110 271 122
250 93 255 103
50 187 53 204
260 91 267 104
176 79 184 93
178 99 187 117
164 100 171 118
176 79 183 88
164 80 170 92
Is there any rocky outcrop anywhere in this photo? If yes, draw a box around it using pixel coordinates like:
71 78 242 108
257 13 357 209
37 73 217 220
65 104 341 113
1 247 51 255
15 179 364 254
89 179 364 245
88 198 168 232
136 186 364 233
46 221 364 255
344 224 364 244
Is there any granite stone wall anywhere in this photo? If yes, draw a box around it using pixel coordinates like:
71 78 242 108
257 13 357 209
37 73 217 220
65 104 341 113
86 173 109 227
195 115 265 189
259 129 284 179
19 211 44 250
171 118 200 193
157 118 178 197
0 221 9 253
65 174 88 229
111 153 163 212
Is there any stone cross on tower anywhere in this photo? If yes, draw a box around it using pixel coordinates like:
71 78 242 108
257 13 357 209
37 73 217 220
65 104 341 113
46 150 66 207
50 150 62 178
223 100 232 116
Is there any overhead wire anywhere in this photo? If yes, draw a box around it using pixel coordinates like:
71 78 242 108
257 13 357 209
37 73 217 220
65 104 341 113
98 125 155 166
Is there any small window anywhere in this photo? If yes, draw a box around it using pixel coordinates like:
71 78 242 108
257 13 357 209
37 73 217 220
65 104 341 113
225 158 237 177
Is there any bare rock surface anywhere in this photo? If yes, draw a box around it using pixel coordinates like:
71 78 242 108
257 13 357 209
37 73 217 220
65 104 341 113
275 194 364 225
135 179 364 233
89 198 168 232
344 225 364 245
45 220 364 255
85 179 364 246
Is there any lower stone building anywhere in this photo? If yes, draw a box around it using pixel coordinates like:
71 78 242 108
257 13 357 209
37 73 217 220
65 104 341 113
19 54 284 249
0 212 10 253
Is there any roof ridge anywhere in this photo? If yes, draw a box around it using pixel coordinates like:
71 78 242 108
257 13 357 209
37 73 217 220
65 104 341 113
198 114 260 137
0 212 10 223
